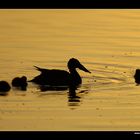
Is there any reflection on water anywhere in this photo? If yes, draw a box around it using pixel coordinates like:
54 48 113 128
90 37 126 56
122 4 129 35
68 91 81 107
68 99 80 108
13 86 27 91
38 85 68 92
35 84 83 106
68 85 81 107
0 92 9 96
30 82 90 108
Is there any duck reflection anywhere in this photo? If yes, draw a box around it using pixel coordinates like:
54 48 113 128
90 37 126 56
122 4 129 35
38 85 68 92
0 91 9 96
68 86 81 106
37 84 81 105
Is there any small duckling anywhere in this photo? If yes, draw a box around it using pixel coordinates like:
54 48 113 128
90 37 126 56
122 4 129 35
134 69 140 85
12 76 28 90
0 81 11 92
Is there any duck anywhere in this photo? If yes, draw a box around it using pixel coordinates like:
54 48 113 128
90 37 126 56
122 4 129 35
29 58 91 87
0 81 11 92
12 76 28 90
134 69 140 85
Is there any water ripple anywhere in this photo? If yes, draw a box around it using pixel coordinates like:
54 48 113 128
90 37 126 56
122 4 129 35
81 62 134 92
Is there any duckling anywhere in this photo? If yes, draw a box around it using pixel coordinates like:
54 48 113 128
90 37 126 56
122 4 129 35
29 58 91 87
134 69 140 85
12 76 28 90
0 81 11 92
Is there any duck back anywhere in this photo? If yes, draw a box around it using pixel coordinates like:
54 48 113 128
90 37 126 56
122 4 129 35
31 69 70 86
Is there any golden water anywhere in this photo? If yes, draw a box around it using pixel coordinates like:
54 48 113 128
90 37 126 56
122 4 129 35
0 9 140 130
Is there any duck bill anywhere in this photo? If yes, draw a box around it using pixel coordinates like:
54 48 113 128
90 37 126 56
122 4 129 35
79 64 91 73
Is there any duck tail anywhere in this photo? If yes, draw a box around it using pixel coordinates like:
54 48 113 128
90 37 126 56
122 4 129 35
34 65 42 71
33 66 48 73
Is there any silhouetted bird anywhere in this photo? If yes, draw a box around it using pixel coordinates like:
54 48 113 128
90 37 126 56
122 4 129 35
12 76 28 90
0 81 11 92
134 69 140 85
29 58 91 87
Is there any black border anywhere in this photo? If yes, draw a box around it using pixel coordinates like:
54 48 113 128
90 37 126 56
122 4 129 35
0 0 140 8
0 0 140 138
0 131 139 139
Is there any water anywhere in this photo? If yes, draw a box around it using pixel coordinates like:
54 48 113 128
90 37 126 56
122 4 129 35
0 9 140 130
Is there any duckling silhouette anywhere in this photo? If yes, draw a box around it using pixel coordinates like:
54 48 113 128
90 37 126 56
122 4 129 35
29 58 91 87
134 69 140 85
12 76 28 90
0 81 11 92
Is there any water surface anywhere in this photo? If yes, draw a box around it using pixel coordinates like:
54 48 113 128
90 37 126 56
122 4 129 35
0 9 140 130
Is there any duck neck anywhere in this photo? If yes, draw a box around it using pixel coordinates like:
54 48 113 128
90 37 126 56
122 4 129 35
69 68 82 84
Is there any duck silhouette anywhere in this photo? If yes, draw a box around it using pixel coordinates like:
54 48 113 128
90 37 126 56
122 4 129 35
12 76 28 90
134 69 140 85
29 58 91 87
0 81 11 92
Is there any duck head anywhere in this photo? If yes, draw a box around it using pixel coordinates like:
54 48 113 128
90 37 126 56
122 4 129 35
67 58 91 73
21 76 27 82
